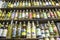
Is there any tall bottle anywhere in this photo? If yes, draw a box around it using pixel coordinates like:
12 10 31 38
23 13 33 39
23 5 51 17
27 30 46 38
27 21 31 38
48 0 52 6
7 20 13 38
23 1 25 7
14 10 19 20
31 21 36 38
36 21 41 38
12 21 17 38
25 0 28 7
51 0 55 6
45 0 49 6
39 0 42 6
17 22 21 38
21 21 26 38
36 0 39 6
28 1 31 7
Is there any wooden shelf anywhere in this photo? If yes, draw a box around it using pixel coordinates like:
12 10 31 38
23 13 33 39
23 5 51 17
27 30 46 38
0 6 60 10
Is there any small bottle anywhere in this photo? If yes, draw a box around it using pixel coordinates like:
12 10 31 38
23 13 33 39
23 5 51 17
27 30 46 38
53 10 57 18
25 9 29 19
22 10 25 19
25 0 28 7
40 10 43 19
43 10 47 19
31 21 36 38
51 0 55 6
14 10 19 20
29 10 32 19
32 10 36 19
28 1 31 7
19 1 23 7
36 0 39 6
42 0 46 6
19 10 22 19
46 9 51 18
23 1 25 7
56 0 59 6
11 10 15 20
36 9 40 18
48 0 52 6
45 0 49 6
39 0 42 6
26 21 31 38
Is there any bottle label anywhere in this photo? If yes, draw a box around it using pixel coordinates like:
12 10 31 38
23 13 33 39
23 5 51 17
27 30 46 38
19 13 22 18
15 13 18 18
36 13 40 18
49 2 51 5
29 13 32 19
12 28 17 37
21 29 26 36
0 29 3 36
36 28 41 36
12 13 15 19
26 2 28 6
18 28 21 36
25 12 28 18
43 13 47 18
49 27 53 33
2 29 8 37
22 13 25 18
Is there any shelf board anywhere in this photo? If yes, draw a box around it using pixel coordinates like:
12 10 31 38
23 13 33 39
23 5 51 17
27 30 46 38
0 6 60 10
0 18 60 22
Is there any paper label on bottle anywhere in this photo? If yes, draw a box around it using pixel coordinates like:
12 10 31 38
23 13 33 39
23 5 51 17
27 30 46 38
37 13 40 18
39 2 42 6
25 12 28 18
26 2 28 6
12 13 15 19
2 29 7 37
0 29 3 36
22 13 25 18
14 2 16 7
15 13 18 17
49 27 53 33
36 28 41 36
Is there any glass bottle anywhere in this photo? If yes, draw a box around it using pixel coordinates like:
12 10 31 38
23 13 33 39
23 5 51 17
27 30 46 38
21 21 26 38
28 1 31 7
36 9 40 18
17 22 21 38
40 10 43 19
39 0 42 6
31 21 36 38
19 1 23 7
45 0 49 6
42 0 46 6
7 20 13 38
46 9 51 18
48 0 52 6
36 21 41 38
43 10 47 19
11 10 15 20
25 0 28 7
45 37 49 40
36 0 39 6
25 9 28 19
23 1 25 7
22 10 25 19
14 10 19 20
32 10 36 19
29 10 32 19
12 21 17 38
27 21 31 38
53 10 57 18
19 10 22 20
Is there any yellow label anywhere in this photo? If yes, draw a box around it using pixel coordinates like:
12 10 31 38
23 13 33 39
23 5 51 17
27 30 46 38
52 2 55 6
22 32 26 35
33 13 36 18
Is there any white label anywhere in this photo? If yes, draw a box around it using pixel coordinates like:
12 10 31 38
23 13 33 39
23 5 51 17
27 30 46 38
22 12 25 18
46 2 49 5
2 29 8 37
0 29 3 36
